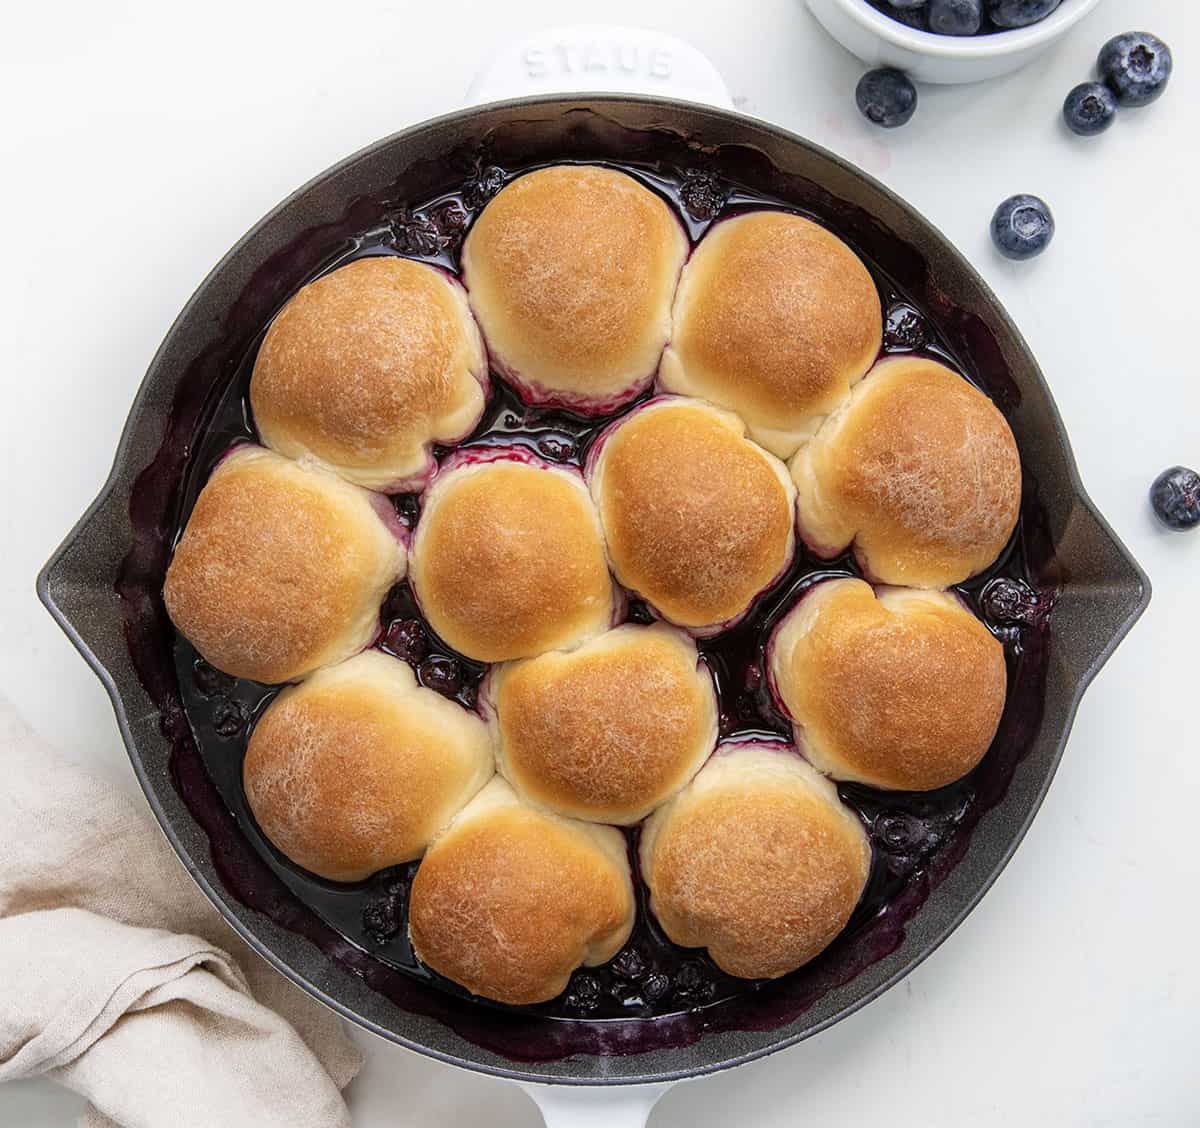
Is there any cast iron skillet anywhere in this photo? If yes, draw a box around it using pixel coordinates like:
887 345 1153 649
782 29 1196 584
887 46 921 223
38 94 1149 1115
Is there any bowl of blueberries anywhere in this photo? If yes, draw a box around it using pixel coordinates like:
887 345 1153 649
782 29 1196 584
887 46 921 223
807 0 1102 84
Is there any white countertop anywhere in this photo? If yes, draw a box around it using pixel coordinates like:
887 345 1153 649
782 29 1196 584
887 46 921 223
3 0 1197 1123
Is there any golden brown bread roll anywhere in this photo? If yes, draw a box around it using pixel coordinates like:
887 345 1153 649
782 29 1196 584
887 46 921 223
586 397 795 633
408 778 635 1005
660 211 882 457
641 739 871 980
768 578 1006 791
790 356 1022 588
409 449 616 662
461 165 687 413
243 651 493 882
163 446 405 683
485 623 718 824
251 256 487 491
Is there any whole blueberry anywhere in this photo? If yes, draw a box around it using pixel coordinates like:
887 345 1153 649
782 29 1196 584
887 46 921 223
855 69 918 128
888 0 927 7
882 4 928 29
986 0 1060 28
990 194 1054 260
418 655 464 697
1099 32 1173 107
1062 82 1118 136
1149 466 1200 531
928 0 981 36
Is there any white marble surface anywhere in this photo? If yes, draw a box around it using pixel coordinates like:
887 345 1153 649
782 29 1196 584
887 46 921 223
2 0 1197 1123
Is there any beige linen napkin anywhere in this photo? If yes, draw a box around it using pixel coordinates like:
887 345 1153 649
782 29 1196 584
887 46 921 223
0 697 363 1127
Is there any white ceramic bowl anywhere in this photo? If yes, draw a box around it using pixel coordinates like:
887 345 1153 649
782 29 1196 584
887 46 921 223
806 0 1103 84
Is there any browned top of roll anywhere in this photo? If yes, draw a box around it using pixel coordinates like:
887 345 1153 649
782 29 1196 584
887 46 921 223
243 651 493 882
410 455 614 662
589 398 795 631
461 165 686 404
408 779 634 1005
250 256 485 489
792 357 1022 587
662 211 882 456
163 447 404 683
770 579 1007 791
489 623 718 824
640 743 870 980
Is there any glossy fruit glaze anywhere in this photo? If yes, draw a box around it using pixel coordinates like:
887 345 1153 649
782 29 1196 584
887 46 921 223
118 139 1058 1061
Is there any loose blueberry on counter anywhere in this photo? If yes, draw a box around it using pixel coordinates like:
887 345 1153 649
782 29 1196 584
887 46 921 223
1062 82 1118 136
855 69 918 129
1149 466 1200 531
986 0 1059 28
928 0 982 36
990 194 1054 260
1099 32 1173 107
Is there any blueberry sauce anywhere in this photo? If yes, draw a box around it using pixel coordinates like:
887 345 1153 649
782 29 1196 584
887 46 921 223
119 143 1058 1060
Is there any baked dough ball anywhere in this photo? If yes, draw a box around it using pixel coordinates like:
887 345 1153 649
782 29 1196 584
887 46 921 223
408 778 635 1004
660 211 882 457
587 397 795 633
641 740 871 980
790 356 1021 588
410 449 616 662
769 579 1006 791
461 164 687 413
251 256 487 491
243 651 493 882
164 446 405 683
485 623 718 824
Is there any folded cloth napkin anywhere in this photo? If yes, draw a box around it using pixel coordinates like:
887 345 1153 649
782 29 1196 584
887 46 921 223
0 696 363 1127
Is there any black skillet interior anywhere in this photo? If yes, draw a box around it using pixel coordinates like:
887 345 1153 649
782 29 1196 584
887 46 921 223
38 96 1149 1085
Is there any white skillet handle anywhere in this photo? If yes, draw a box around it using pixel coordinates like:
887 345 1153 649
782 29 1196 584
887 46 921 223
520 1080 673 1128
465 24 734 109
463 26 718 1128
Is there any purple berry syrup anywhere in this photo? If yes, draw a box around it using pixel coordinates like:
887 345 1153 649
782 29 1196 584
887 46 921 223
117 143 1058 1061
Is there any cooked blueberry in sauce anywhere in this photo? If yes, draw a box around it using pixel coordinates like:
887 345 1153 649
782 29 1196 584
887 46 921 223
982 577 1043 625
610 947 649 981
678 170 728 222
362 889 405 944
389 212 442 257
417 655 464 698
884 302 929 351
564 973 602 1013
192 656 236 697
383 617 429 664
211 697 251 738
461 164 505 210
